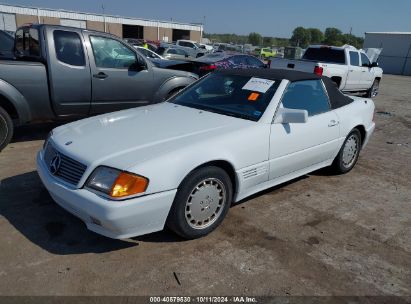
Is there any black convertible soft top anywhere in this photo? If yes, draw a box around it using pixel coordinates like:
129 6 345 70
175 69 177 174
216 68 353 109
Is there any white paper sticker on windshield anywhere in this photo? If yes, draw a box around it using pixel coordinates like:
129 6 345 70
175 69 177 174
242 77 275 93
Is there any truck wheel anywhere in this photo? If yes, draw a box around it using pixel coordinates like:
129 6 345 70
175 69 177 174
166 166 233 239
0 106 13 152
331 129 362 174
366 79 380 98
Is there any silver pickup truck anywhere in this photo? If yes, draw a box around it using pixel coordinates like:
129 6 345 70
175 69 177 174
0 24 198 151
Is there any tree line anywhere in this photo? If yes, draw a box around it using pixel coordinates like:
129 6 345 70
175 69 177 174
204 26 364 49
290 27 364 49
203 32 290 47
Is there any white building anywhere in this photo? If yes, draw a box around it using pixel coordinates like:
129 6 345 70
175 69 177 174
364 32 411 76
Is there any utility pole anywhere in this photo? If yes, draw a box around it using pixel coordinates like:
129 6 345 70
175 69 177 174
102 4 106 33
201 15 206 42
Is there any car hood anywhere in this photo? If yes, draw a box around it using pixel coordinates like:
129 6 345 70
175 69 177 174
51 102 251 170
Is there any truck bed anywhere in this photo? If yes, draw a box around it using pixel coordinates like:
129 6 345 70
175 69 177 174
0 60 53 123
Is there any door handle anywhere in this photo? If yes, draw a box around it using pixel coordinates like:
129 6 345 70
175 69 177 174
349 69 354 72
93 72 108 79
328 120 339 127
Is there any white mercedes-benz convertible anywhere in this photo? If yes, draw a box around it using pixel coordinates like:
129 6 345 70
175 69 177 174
37 69 375 239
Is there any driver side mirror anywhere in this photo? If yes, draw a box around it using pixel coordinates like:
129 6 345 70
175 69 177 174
129 59 146 71
370 62 378 68
273 108 308 124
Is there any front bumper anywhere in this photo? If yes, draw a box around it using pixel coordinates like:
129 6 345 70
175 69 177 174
36 152 177 239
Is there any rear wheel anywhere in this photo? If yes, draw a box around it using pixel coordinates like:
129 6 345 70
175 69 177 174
366 79 380 98
0 106 13 152
331 129 362 174
167 166 233 239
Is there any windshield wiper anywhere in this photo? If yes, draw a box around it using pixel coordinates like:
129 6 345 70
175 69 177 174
175 103 256 121
217 111 256 121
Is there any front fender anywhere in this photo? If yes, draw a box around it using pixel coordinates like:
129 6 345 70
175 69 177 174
0 79 31 124
126 124 270 195
154 76 197 103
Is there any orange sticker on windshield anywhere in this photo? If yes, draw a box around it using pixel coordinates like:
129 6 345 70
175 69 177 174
248 92 260 101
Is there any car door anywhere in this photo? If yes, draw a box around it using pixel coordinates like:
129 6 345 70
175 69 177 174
345 51 362 90
85 33 154 114
45 28 92 116
269 80 340 180
360 52 374 89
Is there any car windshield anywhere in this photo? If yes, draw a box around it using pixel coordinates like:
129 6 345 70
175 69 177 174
169 73 280 121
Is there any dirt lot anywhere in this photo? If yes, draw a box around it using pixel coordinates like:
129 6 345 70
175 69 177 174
0 75 410 296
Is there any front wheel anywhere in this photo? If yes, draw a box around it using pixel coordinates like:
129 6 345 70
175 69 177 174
0 106 13 152
166 166 233 239
331 129 362 174
366 79 380 98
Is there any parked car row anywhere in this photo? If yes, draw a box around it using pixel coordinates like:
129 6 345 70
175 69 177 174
0 24 198 151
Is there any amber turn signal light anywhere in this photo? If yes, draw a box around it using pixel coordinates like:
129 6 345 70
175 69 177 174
110 172 149 198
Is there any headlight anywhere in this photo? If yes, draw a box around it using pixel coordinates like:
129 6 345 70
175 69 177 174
43 131 53 149
86 166 149 199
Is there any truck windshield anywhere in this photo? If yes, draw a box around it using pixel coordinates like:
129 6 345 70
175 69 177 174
302 48 345 64
169 73 280 122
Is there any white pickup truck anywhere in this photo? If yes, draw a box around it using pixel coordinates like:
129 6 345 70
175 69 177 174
269 45 383 97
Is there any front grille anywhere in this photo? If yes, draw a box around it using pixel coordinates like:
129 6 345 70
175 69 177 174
44 142 87 186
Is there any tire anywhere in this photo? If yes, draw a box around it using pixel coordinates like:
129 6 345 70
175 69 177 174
331 129 362 174
366 79 380 98
0 106 13 152
166 166 233 239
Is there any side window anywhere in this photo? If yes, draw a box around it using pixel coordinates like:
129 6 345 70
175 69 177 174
138 48 151 58
179 41 191 48
246 56 265 67
0 31 14 51
361 53 370 67
280 80 330 116
229 55 247 65
175 49 187 56
349 51 360 66
29 28 40 57
54 30 85 66
167 48 177 54
90 36 136 69
15 28 41 58
15 29 24 54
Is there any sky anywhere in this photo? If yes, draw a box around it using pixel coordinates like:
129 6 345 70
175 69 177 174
5 0 411 38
